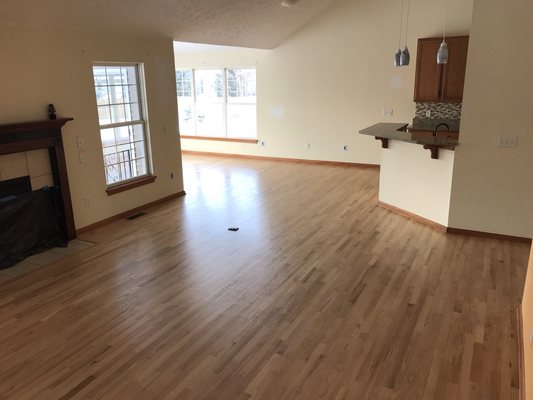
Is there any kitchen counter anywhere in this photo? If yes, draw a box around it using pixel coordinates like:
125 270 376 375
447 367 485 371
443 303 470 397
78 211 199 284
359 122 458 159
359 122 409 136
357 122 456 229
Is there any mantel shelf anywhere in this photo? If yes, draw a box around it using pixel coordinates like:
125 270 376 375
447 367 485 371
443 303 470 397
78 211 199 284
0 117 73 135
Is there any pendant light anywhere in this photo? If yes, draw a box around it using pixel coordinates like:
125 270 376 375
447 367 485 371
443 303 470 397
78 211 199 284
394 0 404 67
437 0 449 64
399 0 411 66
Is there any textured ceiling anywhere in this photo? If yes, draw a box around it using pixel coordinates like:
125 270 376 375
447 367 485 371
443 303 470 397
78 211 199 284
0 0 338 49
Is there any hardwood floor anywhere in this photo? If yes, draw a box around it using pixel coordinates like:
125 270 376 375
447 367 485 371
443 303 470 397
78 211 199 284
0 154 529 399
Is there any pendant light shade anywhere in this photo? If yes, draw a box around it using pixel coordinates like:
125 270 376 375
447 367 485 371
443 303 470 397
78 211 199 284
437 41 449 64
394 48 402 67
437 0 449 64
400 46 410 66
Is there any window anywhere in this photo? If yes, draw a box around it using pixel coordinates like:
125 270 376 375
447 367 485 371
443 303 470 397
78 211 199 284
176 68 257 139
92 64 151 187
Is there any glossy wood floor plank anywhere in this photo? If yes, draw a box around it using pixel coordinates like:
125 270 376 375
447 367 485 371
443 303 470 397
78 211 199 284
0 154 529 400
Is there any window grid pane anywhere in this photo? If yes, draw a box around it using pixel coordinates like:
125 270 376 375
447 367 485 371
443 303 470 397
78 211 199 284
227 68 256 104
93 65 150 186
176 69 193 97
194 69 224 103
177 68 257 139
227 104 257 138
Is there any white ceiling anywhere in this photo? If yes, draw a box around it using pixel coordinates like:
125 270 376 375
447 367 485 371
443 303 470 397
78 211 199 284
0 0 338 49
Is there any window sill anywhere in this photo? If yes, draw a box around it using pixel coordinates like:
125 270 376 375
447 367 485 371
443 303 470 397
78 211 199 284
106 175 157 196
180 135 258 144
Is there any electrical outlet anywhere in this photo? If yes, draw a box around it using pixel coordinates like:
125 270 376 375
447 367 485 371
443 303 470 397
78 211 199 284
83 197 91 207
342 145 349 151
425 110 431 118
305 142 311 150
497 136 517 148
383 108 394 117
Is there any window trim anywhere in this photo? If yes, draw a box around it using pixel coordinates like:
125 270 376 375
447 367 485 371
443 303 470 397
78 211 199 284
92 62 154 192
106 175 157 196
180 135 258 144
177 67 257 140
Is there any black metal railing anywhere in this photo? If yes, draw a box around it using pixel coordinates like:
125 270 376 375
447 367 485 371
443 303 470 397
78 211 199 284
105 149 135 184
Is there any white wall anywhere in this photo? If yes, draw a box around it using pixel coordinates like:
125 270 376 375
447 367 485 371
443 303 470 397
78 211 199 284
176 0 473 165
379 142 454 226
0 26 184 229
449 0 533 238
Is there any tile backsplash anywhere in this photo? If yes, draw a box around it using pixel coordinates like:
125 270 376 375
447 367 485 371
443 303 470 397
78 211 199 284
415 102 462 119
0 149 53 190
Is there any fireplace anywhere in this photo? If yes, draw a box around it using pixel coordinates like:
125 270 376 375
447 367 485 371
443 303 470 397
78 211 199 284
0 117 76 242
0 175 32 198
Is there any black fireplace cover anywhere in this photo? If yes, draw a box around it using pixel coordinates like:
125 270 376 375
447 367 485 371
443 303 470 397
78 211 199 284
0 187 67 270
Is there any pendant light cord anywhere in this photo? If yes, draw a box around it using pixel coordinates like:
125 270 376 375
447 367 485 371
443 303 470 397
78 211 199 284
404 0 410 46
398 0 404 49
443 0 449 40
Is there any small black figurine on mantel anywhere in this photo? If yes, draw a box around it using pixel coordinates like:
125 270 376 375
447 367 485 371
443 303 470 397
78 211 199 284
48 103 57 120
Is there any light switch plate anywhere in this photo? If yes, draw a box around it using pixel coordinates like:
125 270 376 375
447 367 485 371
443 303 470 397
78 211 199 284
79 149 87 164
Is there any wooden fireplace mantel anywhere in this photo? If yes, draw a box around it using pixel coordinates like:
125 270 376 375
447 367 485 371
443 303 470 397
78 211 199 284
0 118 73 135
0 117 76 240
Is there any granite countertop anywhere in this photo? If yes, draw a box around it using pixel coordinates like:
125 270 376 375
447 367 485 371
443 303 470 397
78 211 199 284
359 122 409 136
359 123 458 146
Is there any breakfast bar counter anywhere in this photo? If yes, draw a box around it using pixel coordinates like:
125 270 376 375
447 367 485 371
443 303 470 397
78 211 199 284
359 122 458 159
358 122 457 229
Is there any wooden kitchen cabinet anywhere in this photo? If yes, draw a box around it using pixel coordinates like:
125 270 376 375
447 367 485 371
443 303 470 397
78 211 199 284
414 36 469 102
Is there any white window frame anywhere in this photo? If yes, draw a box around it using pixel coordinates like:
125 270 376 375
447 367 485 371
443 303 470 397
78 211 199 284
92 62 153 188
177 67 257 139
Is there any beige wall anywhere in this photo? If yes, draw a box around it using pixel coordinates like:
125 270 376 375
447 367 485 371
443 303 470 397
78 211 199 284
523 245 533 400
176 0 473 165
449 0 533 238
0 26 183 229
379 143 454 226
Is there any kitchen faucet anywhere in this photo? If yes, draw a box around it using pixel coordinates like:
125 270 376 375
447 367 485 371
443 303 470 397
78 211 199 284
433 123 450 137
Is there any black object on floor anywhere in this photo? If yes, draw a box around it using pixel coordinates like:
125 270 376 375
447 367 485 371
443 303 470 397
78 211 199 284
0 187 67 270
228 227 239 231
